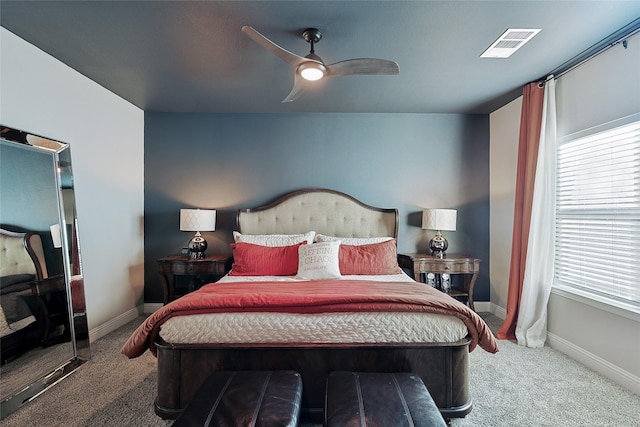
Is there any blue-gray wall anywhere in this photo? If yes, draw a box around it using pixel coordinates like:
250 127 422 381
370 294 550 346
144 113 490 303
0 141 65 275
1 142 59 228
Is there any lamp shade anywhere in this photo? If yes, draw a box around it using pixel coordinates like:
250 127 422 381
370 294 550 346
180 209 216 232
422 209 457 231
50 223 63 248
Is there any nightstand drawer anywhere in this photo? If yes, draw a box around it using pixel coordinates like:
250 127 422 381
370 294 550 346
180 263 206 274
416 261 475 274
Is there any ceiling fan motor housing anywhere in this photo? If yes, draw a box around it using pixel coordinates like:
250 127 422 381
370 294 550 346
302 28 322 44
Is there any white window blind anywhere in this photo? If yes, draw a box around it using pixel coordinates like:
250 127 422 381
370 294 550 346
555 119 640 308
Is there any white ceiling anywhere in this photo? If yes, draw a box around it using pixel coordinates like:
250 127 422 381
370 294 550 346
1 1 639 114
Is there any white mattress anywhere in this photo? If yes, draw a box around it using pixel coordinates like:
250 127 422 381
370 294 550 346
159 273 469 345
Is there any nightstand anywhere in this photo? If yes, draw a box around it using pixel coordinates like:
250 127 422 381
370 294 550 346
157 255 231 304
398 253 480 311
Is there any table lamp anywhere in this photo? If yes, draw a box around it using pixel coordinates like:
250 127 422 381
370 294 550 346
50 223 63 248
180 209 216 259
422 208 457 258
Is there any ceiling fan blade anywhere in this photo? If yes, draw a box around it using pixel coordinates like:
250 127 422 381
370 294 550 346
242 26 311 67
282 73 306 103
326 59 400 77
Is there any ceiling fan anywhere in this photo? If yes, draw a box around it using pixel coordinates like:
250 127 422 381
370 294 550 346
241 26 400 103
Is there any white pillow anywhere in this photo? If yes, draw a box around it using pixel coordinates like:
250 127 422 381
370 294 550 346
315 233 393 246
233 231 315 247
297 241 342 280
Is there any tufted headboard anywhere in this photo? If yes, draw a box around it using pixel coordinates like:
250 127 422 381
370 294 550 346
237 188 398 239
0 228 48 280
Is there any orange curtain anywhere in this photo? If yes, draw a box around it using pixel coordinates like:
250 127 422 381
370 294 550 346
496 81 545 340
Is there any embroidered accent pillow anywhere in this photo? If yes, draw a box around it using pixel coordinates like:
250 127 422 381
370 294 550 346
297 241 342 280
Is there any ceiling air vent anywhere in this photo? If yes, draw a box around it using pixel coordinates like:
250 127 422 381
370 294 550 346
481 28 541 58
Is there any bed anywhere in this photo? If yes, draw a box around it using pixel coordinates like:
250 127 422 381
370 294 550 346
122 188 498 422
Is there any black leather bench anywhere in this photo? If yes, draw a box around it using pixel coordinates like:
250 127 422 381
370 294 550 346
172 370 302 427
325 372 447 427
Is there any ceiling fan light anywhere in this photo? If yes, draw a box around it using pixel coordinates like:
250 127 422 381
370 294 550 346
299 62 326 81
301 68 323 80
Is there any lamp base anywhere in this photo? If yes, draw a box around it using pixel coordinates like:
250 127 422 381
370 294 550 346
188 232 207 260
429 230 448 259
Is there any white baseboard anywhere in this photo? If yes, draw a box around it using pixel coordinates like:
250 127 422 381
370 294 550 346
88 305 161 342
472 301 506 319
144 303 163 314
547 331 640 396
479 302 638 395
88 307 141 343
490 302 507 319
474 301 491 313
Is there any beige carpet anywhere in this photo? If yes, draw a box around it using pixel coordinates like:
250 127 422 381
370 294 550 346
452 315 640 426
1 337 74 395
2 314 639 426
1 316 171 427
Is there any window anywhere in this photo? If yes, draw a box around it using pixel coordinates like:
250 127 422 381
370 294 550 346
555 116 640 310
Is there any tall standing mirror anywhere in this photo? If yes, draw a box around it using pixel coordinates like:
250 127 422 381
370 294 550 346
0 125 90 419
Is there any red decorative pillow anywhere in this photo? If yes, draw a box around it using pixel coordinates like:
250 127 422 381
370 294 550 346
339 239 402 275
229 242 303 276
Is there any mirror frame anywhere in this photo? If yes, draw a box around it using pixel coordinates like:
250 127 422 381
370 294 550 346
0 125 90 419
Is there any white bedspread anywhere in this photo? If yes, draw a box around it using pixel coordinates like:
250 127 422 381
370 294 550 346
158 273 469 345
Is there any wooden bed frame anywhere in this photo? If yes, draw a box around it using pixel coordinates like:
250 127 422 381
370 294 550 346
154 188 472 422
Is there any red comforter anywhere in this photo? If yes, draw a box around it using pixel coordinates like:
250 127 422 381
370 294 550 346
121 279 499 358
